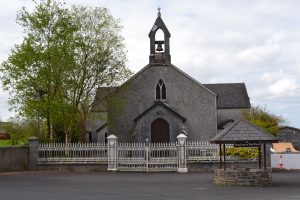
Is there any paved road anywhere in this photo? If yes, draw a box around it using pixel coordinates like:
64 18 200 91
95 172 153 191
1 171 300 200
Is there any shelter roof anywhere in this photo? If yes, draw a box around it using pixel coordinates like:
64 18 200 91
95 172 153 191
211 120 278 144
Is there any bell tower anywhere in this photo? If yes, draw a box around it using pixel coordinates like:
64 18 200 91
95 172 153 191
149 8 171 64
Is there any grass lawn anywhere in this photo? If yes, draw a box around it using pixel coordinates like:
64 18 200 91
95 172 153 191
0 140 13 146
0 140 27 146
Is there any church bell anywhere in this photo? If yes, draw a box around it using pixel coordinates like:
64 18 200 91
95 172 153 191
156 43 163 52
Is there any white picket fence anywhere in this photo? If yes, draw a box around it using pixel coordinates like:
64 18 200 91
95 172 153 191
37 140 229 171
186 141 219 161
38 143 107 164
37 141 219 164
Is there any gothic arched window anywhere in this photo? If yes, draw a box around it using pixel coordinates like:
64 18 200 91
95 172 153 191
156 79 166 100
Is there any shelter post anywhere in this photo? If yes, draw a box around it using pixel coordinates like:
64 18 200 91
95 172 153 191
263 143 267 171
258 144 262 169
223 144 226 170
219 144 222 169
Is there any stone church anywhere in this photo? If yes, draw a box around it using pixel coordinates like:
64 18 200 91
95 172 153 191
88 10 251 143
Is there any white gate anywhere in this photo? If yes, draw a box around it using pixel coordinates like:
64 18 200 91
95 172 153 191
117 142 178 172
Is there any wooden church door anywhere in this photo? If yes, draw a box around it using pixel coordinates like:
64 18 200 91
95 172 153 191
151 118 170 143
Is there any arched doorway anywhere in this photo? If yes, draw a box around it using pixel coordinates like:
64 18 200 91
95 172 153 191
151 118 170 143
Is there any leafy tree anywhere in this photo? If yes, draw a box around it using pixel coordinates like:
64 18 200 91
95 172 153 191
1 0 77 142
243 105 285 136
66 5 132 142
1 0 132 143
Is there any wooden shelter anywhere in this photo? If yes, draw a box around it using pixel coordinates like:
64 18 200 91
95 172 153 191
211 120 278 170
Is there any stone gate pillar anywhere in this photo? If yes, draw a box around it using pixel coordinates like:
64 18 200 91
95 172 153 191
107 135 118 171
28 136 39 170
177 133 188 173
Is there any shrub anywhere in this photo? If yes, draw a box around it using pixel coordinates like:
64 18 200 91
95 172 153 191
226 147 259 159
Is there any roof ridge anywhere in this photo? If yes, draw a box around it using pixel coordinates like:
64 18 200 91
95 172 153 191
204 83 246 85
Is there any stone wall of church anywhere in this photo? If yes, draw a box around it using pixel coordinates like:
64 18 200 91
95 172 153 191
217 108 250 127
107 64 217 142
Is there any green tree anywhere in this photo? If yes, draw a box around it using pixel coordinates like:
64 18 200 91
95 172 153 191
1 0 132 143
244 105 285 136
1 0 77 142
65 5 132 142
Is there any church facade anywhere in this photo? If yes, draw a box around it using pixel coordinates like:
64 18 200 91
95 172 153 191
88 11 251 143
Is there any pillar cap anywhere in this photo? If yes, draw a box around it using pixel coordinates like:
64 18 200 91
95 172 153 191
107 134 118 139
28 136 38 141
176 133 187 139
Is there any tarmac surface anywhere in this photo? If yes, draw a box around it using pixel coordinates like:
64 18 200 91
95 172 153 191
1 171 300 200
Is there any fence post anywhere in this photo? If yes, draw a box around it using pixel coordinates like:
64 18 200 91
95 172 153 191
28 136 39 170
177 133 188 173
107 134 118 171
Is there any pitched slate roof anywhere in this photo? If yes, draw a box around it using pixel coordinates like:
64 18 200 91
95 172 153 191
96 123 107 133
211 120 278 144
203 83 250 109
134 101 186 122
279 126 300 132
91 87 116 112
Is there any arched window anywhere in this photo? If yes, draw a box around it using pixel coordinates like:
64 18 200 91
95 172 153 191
156 79 166 100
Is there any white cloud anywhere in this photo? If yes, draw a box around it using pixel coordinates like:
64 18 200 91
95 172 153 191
257 69 299 97
260 69 284 83
238 44 279 63
268 78 297 95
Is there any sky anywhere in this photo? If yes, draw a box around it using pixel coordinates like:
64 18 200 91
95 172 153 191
0 0 300 127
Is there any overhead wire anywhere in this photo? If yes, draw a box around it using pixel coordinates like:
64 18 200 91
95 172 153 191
252 99 300 104
251 87 300 99
250 87 300 104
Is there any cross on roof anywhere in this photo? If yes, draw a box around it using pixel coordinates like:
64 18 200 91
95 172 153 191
158 7 161 17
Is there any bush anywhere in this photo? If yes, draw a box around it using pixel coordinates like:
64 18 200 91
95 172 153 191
226 147 259 159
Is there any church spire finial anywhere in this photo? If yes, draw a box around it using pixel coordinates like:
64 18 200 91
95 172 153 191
157 7 161 18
